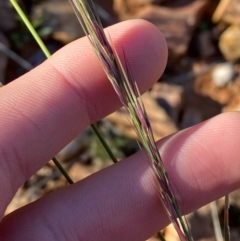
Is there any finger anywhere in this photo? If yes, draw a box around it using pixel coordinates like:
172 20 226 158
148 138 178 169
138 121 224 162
0 19 167 212
1 112 240 241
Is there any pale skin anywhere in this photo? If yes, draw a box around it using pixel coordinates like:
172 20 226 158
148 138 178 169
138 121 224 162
0 20 239 241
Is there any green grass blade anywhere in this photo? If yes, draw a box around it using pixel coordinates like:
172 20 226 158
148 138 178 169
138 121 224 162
10 0 51 58
52 157 74 184
91 123 118 163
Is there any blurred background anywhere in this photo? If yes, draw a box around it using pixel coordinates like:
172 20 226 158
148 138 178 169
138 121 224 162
1 0 240 240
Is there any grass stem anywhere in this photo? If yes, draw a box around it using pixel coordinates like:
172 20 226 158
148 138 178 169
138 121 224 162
91 123 118 163
0 42 33 70
224 195 230 241
52 157 74 184
70 1 193 240
10 0 51 58
210 201 223 241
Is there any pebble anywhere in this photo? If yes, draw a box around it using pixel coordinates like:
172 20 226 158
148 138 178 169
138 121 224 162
212 62 235 87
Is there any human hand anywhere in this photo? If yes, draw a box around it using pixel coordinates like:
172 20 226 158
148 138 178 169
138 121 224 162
0 20 239 241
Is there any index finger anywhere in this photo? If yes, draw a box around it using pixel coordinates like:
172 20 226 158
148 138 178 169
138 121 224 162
0 20 167 214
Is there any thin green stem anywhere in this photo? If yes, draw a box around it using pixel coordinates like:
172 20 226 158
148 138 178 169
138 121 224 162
52 157 74 184
91 123 118 163
10 0 51 58
171 199 192 241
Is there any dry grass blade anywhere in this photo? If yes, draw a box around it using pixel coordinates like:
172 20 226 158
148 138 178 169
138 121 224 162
69 0 193 240
210 201 223 241
224 195 230 241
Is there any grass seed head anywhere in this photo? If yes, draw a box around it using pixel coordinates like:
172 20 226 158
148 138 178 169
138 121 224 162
70 1 193 240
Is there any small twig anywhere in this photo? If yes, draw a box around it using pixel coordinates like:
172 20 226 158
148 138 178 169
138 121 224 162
163 62 218 85
0 42 33 70
94 2 116 25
